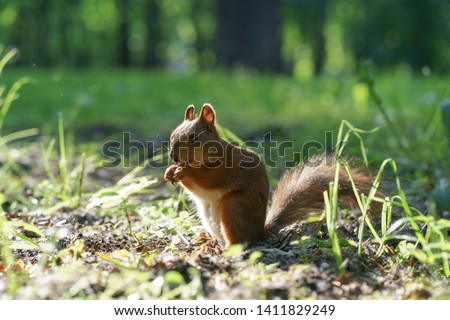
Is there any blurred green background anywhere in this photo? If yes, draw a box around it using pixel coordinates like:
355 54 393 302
2 0 449 72
0 0 449 164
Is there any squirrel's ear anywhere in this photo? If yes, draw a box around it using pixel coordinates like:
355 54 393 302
200 103 216 125
184 105 195 121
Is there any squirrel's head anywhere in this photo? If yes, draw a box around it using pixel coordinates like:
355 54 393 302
169 103 222 167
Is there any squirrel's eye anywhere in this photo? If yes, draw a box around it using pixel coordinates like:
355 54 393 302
188 133 197 142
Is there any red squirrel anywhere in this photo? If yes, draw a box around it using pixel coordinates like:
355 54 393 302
164 104 376 247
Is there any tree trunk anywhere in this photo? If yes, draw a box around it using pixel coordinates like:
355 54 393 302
116 0 131 67
143 0 162 67
58 0 71 67
37 0 51 67
312 0 327 76
216 0 284 72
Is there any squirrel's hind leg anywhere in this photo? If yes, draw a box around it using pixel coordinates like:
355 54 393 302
218 191 266 246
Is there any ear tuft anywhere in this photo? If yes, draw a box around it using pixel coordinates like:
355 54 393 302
200 103 216 125
184 105 195 121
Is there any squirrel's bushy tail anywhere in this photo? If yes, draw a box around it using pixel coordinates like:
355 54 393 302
265 154 378 233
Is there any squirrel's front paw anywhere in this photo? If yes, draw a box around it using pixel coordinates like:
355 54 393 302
164 165 184 184
164 165 177 183
172 166 184 181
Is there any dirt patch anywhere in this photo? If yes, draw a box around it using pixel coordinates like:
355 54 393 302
1 145 449 299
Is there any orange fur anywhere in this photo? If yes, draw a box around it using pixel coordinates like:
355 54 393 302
165 104 380 247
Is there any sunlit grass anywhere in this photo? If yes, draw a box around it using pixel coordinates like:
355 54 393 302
0 49 449 299
1 68 448 154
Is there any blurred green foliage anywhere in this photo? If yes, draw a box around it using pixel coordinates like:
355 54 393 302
0 0 449 75
2 68 449 166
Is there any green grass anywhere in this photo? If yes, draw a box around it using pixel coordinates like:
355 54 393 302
1 67 448 152
1 66 449 190
1 51 449 299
